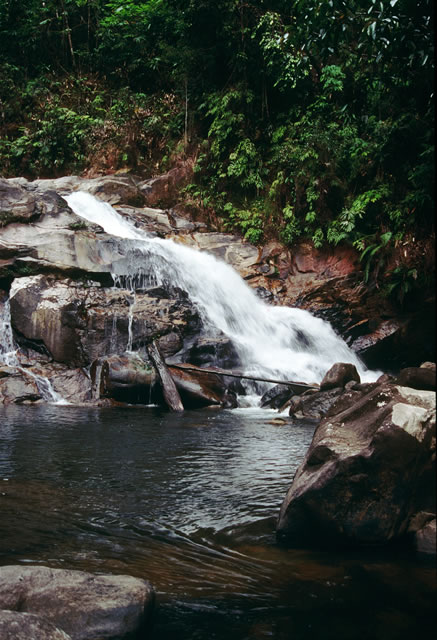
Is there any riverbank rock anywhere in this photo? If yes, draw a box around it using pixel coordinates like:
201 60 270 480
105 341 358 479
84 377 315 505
394 366 436 391
277 381 436 548
0 565 155 640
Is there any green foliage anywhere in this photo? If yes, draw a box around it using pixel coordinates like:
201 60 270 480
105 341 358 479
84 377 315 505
0 0 433 294
223 202 264 244
252 11 303 92
280 205 301 246
385 264 418 305
68 220 88 230
227 139 264 192
359 231 393 284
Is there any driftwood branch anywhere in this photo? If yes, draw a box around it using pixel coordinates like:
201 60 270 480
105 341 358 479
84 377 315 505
147 341 184 411
168 363 319 392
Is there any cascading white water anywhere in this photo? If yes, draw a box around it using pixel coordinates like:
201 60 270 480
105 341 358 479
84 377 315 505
0 299 68 404
0 299 17 367
66 191 379 385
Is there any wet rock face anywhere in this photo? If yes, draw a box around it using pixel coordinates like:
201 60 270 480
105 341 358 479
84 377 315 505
0 565 155 640
9 275 200 367
138 158 194 208
277 382 436 548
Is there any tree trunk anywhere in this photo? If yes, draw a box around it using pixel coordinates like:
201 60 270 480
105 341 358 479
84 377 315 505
147 341 184 412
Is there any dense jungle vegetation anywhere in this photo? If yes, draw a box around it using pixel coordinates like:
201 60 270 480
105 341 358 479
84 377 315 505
0 0 434 301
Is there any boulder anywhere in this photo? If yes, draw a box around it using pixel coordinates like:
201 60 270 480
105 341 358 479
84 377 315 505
319 362 361 391
415 518 436 554
0 610 72 640
0 178 39 226
31 363 92 404
420 361 436 371
407 512 436 555
277 383 436 547
0 565 155 640
170 335 241 370
395 366 436 391
288 387 344 420
260 384 294 409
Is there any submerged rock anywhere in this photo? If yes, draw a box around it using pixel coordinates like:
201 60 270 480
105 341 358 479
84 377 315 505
277 382 436 548
0 565 155 640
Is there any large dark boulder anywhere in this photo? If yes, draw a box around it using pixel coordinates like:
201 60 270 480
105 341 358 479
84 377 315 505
277 382 436 548
288 387 345 420
260 384 294 409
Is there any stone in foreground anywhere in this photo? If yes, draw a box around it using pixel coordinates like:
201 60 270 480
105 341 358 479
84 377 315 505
277 383 436 547
0 565 155 640
0 610 72 640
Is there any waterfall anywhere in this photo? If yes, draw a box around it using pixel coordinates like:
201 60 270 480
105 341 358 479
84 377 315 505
66 191 378 385
0 299 68 404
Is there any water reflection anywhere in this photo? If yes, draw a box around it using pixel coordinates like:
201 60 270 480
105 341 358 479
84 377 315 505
0 405 434 639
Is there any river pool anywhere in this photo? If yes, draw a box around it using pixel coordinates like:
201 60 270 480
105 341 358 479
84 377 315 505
0 404 434 639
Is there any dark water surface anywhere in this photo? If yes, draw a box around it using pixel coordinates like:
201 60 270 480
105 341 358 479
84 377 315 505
0 405 435 639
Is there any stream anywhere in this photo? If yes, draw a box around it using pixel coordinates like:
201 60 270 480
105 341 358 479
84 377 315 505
0 403 434 639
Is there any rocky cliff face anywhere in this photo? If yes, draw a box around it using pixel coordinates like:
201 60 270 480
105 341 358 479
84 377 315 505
0 174 434 406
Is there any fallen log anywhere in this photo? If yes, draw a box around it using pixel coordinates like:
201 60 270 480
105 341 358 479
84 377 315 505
168 363 319 393
147 341 184 411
